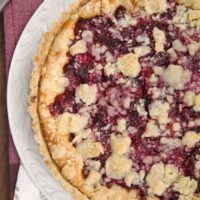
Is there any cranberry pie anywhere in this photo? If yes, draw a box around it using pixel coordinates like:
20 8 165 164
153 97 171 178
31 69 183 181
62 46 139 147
29 0 200 199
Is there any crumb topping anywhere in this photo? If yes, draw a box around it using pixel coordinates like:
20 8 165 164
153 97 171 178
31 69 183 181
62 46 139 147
117 53 141 77
47 1 200 199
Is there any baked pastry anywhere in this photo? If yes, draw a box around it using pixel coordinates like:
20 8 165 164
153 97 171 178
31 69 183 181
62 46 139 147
29 0 200 199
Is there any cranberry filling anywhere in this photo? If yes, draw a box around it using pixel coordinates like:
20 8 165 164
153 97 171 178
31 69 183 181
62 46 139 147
48 2 200 199
153 52 170 66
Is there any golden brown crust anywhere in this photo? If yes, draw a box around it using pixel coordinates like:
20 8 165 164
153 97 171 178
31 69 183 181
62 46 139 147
28 1 93 200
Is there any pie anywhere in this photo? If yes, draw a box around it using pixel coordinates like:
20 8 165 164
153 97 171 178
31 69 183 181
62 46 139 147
28 0 200 199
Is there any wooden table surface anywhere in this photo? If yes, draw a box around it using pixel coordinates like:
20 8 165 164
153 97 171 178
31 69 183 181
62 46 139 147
0 13 10 200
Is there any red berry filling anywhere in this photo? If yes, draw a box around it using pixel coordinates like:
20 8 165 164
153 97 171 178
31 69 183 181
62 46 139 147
48 2 200 199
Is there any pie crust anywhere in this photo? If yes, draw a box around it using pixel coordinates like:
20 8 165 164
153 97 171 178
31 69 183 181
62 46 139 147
29 0 200 199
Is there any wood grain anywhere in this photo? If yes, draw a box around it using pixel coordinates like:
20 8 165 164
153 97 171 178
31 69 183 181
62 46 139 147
0 13 10 200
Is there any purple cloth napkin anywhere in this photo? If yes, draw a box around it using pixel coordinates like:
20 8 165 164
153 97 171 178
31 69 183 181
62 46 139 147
3 0 43 199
